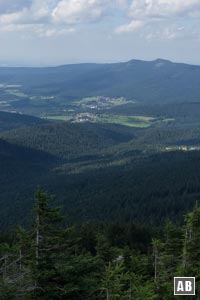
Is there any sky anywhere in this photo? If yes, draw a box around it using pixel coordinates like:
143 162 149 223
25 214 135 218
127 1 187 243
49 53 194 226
0 0 200 66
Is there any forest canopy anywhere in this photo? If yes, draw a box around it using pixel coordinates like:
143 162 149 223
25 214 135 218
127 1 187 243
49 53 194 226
0 191 199 300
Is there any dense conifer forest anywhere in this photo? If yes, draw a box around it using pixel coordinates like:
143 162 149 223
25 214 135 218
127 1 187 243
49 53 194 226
0 191 199 300
1 117 200 228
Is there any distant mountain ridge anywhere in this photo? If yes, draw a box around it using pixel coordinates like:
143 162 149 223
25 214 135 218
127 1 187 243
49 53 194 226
0 58 200 104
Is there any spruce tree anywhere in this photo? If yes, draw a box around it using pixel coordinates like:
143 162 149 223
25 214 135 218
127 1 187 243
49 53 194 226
30 190 65 300
181 204 200 299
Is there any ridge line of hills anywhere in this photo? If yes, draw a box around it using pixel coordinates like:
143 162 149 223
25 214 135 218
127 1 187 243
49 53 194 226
1 58 200 105
0 58 199 69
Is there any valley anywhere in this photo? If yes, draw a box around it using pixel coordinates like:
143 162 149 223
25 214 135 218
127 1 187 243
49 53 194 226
1 112 200 229
1 59 200 300
0 83 173 128
0 59 200 230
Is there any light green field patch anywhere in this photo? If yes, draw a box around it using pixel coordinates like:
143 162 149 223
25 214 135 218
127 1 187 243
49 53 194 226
0 84 22 88
30 96 55 100
75 97 98 105
6 85 22 88
75 97 136 108
132 116 155 121
108 98 136 106
162 118 175 123
97 115 152 128
44 115 73 121
6 90 27 98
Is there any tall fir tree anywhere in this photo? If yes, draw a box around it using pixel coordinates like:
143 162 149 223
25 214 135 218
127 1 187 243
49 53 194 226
30 190 65 300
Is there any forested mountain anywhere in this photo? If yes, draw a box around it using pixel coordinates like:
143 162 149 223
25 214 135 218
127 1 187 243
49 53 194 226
109 102 200 126
0 111 46 132
1 59 200 103
1 122 135 159
1 116 200 229
2 121 200 158
0 138 57 228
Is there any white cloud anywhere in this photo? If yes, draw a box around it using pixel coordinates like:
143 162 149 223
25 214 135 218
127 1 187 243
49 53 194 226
0 22 75 39
115 0 129 9
52 0 107 25
140 23 200 41
115 20 143 33
114 0 200 35
0 24 34 32
0 0 111 36
0 0 32 14
0 0 51 25
0 0 116 26
34 25 76 37
129 0 200 19
0 0 200 40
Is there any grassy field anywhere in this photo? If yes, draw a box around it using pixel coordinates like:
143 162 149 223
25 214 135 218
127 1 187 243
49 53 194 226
75 97 98 105
30 96 55 100
97 115 153 127
44 115 73 121
0 84 22 88
6 90 27 98
161 118 175 123
75 97 136 107
43 114 156 127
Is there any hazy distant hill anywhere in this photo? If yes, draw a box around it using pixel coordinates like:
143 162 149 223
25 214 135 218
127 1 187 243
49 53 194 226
0 59 200 103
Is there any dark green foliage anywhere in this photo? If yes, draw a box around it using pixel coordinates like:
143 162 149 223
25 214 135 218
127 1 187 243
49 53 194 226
0 193 200 300
109 102 200 128
0 111 46 132
182 205 200 277
1 122 134 159
1 119 200 229
1 110 200 230
0 138 57 229
29 191 65 300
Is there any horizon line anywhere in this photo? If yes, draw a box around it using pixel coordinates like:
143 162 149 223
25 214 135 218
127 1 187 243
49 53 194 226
0 58 199 69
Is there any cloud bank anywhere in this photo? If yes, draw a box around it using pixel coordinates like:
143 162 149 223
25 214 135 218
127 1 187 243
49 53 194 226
0 0 200 38
129 0 200 19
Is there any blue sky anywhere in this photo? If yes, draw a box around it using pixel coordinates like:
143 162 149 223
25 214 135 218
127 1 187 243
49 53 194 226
0 0 200 66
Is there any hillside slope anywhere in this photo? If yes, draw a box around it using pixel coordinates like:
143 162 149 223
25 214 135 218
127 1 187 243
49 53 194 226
1 59 200 103
1 122 136 158
0 111 46 131
0 138 56 228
